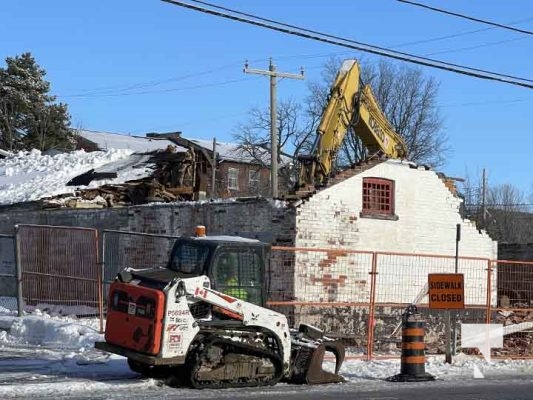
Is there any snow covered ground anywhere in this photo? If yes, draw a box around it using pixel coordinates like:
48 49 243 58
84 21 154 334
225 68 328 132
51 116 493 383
0 307 531 399
0 149 154 205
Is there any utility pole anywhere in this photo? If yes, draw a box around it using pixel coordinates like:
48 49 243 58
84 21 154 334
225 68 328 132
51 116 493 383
481 168 487 228
244 58 304 198
211 138 217 199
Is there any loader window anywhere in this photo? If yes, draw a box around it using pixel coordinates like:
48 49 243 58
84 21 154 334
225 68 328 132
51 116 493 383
168 242 211 274
214 249 263 305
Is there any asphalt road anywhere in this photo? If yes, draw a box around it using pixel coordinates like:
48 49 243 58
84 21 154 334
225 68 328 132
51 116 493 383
0 347 531 400
63 375 533 400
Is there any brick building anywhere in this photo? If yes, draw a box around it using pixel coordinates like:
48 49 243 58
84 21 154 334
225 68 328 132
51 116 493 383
75 129 291 200
290 158 497 306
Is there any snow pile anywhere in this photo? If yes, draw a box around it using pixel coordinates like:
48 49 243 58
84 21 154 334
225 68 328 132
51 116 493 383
0 312 102 349
0 148 150 205
338 354 532 382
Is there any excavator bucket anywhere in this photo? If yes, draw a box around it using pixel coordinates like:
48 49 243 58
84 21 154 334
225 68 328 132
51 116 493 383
288 340 345 384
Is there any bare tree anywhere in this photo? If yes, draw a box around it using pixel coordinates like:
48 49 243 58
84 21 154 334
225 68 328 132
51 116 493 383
369 60 447 168
461 172 533 243
233 98 312 192
233 98 312 162
484 184 533 243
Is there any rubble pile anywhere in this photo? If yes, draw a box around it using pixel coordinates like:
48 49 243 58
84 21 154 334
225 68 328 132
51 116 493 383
494 307 533 357
43 148 196 208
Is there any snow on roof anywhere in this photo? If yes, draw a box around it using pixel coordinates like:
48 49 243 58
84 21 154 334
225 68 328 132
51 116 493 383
0 149 154 205
77 129 186 153
189 138 259 163
190 138 292 166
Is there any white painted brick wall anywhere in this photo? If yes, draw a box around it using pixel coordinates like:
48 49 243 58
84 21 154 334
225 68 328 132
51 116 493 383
295 160 498 305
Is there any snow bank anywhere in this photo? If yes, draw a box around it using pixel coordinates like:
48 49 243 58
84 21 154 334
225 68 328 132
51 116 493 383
0 312 102 350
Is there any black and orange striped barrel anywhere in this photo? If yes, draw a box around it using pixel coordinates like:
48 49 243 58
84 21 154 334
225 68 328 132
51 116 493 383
387 306 434 382
400 314 427 377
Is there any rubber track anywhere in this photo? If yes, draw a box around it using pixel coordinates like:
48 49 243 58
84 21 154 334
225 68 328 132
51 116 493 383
186 334 284 389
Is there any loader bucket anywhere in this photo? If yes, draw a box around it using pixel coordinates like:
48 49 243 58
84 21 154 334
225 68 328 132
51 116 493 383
289 340 345 384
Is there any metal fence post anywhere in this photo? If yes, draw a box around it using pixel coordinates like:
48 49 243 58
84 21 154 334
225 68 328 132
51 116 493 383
14 225 23 317
486 259 493 325
366 252 378 361
96 230 103 334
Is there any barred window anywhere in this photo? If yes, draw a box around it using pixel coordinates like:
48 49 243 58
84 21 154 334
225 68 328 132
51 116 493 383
228 168 239 190
362 177 394 216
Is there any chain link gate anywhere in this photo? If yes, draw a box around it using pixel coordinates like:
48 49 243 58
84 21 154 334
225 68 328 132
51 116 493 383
0 234 17 311
15 224 102 331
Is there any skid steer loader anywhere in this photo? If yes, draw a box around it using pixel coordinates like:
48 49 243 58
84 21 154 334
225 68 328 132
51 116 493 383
95 227 345 388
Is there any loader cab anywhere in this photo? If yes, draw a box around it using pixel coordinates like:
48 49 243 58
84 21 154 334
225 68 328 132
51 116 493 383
167 236 270 307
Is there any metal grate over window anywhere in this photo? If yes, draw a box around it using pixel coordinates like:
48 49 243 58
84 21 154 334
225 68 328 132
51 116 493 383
362 177 394 215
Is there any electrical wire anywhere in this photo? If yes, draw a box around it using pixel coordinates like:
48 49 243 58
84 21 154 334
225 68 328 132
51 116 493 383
160 0 533 90
59 77 257 98
388 17 533 49
396 0 533 36
424 37 528 57
183 0 533 82
440 98 527 108
56 2 533 100
60 58 271 97
58 11 533 99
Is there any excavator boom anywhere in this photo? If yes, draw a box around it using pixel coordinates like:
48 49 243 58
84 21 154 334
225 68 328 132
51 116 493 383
298 59 407 188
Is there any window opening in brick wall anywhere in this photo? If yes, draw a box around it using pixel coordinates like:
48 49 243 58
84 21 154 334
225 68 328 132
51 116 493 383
248 169 260 190
228 168 239 190
362 177 395 217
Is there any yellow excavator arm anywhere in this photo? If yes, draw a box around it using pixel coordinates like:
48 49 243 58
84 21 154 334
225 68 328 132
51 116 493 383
298 59 407 187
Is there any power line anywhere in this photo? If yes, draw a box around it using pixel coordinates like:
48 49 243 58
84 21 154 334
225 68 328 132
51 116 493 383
180 0 533 83
396 0 533 36
55 13 532 99
440 97 528 108
424 37 528 57
390 27 497 49
58 77 256 98
161 0 533 90
49 5 533 99
59 59 270 97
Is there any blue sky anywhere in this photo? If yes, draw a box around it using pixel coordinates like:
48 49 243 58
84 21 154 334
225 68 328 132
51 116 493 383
3 0 533 194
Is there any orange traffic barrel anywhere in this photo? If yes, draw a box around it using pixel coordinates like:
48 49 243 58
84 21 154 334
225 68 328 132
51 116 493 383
387 305 434 382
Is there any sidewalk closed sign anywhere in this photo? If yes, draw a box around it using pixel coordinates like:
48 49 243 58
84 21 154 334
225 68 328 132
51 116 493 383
428 273 465 309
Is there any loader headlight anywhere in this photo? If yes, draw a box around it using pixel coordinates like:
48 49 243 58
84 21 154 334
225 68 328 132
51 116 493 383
176 281 187 298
